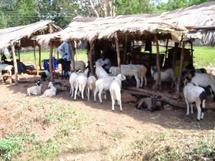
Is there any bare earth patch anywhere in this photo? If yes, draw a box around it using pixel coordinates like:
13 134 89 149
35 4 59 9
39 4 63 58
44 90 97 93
0 80 215 161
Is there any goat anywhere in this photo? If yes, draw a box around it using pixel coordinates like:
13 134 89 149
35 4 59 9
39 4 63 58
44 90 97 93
27 80 42 96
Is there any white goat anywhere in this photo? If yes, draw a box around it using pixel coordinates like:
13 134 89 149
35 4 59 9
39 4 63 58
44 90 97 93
27 80 42 96
87 75 97 101
150 66 175 86
183 82 206 120
41 82 57 97
94 76 115 103
74 68 89 100
95 61 109 79
69 72 78 98
71 60 86 72
0 63 13 80
109 74 126 111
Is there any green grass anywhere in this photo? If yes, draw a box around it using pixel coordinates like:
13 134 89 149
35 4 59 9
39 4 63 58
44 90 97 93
193 46 215 67
0 136 23 161
17 46 215 68
19 49 87 66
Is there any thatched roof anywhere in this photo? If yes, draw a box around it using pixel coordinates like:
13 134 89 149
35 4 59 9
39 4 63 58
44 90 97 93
0 20 61 50
161 1 215 45
37 1 215 46
36 14 187 45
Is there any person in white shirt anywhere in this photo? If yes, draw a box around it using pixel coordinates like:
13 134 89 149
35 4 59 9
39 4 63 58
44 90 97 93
96 51 111 72
57 41 72 78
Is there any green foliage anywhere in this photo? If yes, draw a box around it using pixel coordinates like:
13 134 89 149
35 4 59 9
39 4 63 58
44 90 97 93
0 136 23 161
115 0 153 15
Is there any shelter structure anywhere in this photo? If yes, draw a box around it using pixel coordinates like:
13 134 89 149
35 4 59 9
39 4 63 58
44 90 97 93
0 20 61 83
36 14 188 92
161 1 215 46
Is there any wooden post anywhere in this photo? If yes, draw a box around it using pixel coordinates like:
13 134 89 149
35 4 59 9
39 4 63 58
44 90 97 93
190 41 193 65
18 48 21 61
176 41 185 94
70 41 76 71
114 32 121 70
123 34 128 64
38 45 42 70
33 41 38 75
11 44 18 84
49 42 54 81
89 41 94 74
162 38 169 67
155 35 161 90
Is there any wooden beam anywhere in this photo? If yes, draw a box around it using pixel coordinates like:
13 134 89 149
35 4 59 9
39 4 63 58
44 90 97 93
176 41 185 94
49 42 54 81
155 35 161 90
11 44 18 84
114 32 121 70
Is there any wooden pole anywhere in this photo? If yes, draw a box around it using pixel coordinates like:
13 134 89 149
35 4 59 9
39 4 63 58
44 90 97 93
49 42 54 81
123 34 128 64
114 33 121 71
89 41 94 74
11 44 18 84
33 41 38 75
70 41 76 71
18 48 21 61
155 35 161 90
38 45 42 70
176 41 185 94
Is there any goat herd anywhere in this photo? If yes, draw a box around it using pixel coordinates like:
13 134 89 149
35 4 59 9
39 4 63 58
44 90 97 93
1 60 215 121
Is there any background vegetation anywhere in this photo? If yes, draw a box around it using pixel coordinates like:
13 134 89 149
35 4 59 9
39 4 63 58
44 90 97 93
0 0 210 28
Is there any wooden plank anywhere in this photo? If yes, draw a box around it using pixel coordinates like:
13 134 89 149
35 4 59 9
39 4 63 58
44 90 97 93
125 87 179 99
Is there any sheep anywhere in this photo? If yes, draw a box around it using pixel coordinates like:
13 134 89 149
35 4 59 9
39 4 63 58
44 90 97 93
150 66 175 87
69 72 78 98
27 80 42 96
94 76 115 103
95 61 109 79
187 72 215 100
73 68 89 100
86 75 97 101
109 74 126 111
71 60 86 72
109 64 147 88
0 63 13 81
41 82 57 97
40 70 50 81
183 82 207 121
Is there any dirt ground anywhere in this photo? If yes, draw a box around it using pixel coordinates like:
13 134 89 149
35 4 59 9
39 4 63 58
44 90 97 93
0 77 215 161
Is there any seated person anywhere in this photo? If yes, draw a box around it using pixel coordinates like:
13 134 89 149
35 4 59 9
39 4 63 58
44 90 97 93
96 51 111 73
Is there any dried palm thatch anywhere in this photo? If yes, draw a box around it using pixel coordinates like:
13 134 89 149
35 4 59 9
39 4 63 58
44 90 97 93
0 20 61 50
36 14 187 46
